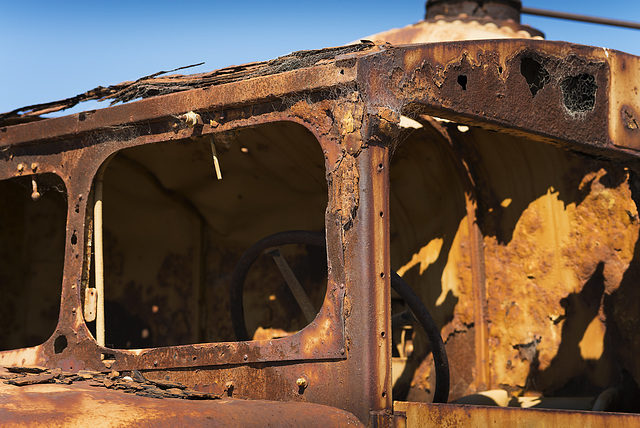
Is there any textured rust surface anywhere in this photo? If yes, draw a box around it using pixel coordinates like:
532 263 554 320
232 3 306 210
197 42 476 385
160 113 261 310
0 372 363 427
1 38 639 425
0 42 377 125
388 121 640 405
395 401 640 427
359 40 624 157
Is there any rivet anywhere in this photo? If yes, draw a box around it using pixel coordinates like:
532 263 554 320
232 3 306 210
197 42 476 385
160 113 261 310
296 377 308 389
30 162 38 171
17 163 24 172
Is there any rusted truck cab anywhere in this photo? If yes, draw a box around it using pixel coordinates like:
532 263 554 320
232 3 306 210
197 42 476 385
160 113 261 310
2 3 640 426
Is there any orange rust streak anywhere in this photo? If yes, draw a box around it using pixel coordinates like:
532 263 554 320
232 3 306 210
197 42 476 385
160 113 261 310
466 194 490 392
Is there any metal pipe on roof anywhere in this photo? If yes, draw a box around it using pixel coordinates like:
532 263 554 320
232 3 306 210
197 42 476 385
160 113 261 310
521 7 640 30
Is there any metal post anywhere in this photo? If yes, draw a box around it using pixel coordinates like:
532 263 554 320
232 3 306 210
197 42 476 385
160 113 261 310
94 156 113 348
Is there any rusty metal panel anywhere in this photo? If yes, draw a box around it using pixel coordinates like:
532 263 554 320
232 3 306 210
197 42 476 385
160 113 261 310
388 123 640 402
395 401 640 427
0 67 390 422
1 37 639 425
0 55 363 148
359 39 640 158
0 378 363 427
609 52 640 150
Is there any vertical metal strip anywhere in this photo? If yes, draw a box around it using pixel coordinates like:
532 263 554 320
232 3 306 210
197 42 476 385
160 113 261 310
94 155 114 348
466 195 490 391
354 145 392 416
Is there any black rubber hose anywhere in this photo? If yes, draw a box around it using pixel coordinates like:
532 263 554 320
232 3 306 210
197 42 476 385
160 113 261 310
229 230 449 402
391 272 450 403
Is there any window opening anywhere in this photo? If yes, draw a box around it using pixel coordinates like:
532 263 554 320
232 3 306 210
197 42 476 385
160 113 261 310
84 121 328 348
0 173 67 351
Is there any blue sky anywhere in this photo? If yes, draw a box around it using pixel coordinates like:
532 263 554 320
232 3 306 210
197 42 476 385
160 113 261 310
1 0 639 116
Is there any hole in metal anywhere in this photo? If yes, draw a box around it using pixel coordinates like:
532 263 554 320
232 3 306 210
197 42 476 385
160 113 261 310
520 57 549 97
54 335 67 354
561 73 597 114
457 75 467 90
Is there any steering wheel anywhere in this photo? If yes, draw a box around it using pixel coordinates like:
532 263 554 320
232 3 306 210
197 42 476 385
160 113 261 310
229 230 450 403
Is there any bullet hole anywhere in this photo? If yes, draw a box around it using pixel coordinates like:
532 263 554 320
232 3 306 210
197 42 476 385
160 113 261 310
381 331 386 338
498 66 503 74
379 211 384 217
54 335 67 354
561 73 597 114
75 204 80 214
382 391 387 398
71 231 77 245
377 163 384 172
380 272 385 278
192 356 197 361
457 75 467 90
520 57 549 97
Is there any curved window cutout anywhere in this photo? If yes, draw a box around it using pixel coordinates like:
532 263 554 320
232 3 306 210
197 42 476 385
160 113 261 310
0 174 67 351
86 121 328 349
